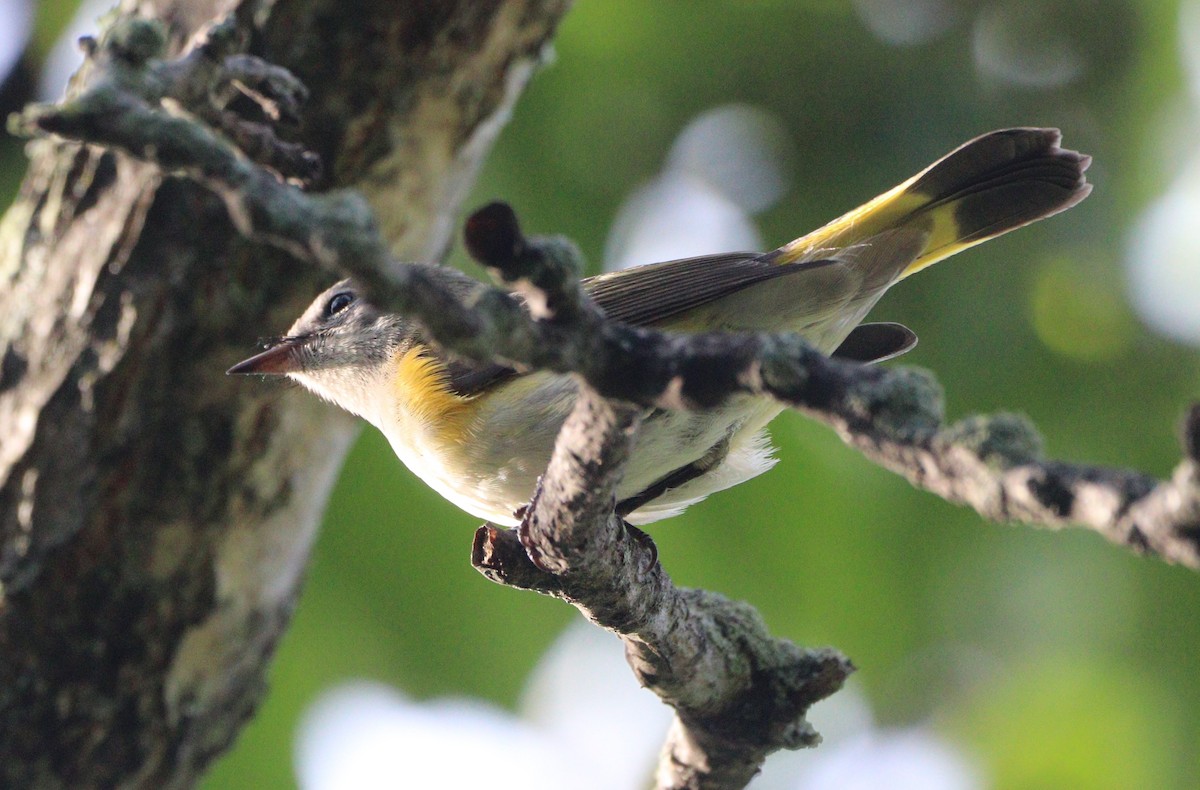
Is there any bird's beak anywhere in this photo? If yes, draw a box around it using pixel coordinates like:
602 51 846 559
227 337 305 376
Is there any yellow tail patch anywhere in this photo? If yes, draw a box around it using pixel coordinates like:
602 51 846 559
774 178 969 279
769 128 1091 282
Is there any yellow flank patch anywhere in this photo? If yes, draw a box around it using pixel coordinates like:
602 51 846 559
392 346 474 436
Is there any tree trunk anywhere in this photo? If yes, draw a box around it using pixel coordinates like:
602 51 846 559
0 1 569 786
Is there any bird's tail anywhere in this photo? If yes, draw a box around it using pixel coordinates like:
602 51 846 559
774 128 1092 279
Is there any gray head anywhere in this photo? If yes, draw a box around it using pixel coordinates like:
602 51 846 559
228 279 418 419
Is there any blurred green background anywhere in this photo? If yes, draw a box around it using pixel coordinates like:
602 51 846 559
6 1 1200 787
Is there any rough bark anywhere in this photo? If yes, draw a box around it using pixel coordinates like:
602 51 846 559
0 2 568 787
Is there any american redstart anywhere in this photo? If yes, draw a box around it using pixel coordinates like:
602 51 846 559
230 128 1090 525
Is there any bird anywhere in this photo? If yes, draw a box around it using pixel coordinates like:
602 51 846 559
229 128 1091 526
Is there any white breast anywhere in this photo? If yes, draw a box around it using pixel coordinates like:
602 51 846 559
372 368 783 526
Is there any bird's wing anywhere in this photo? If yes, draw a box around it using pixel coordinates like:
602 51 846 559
583 252 825 327
444 251 915 398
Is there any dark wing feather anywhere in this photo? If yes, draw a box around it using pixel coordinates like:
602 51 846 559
585 252 826 326
444 254 911 397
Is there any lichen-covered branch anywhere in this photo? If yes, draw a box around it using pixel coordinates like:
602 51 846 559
462 208 1199 569
470 386 852 789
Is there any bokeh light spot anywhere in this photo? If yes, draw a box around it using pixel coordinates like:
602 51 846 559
1031 256 1135 361
1126 153 1200 347
0 0 32 86
972 1 1085 88
852 0 964 46
666 104 792 215
1181 0 1200 100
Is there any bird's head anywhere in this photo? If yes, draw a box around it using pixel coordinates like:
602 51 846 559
228 279 416 420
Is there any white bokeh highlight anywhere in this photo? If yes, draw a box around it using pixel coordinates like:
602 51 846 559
0 0 33 87
295 619 984 789
604 175 762 270
295 621 669 790
604 104 790 271
519 624 668 788
39 0 118 100
1125 151 1200 346
295 684 578 790
1124 2 1200 347
851 0 962 47
789 729 985 790
665 105 791 216
972 2 1084 89
1182 0 1200 101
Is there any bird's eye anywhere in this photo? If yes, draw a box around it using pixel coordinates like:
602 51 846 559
325 291 355 317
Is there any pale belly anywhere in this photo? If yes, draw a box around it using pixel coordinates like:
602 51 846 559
378 371 783 526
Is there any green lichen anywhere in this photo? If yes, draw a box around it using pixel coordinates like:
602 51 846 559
942 412 1045 469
